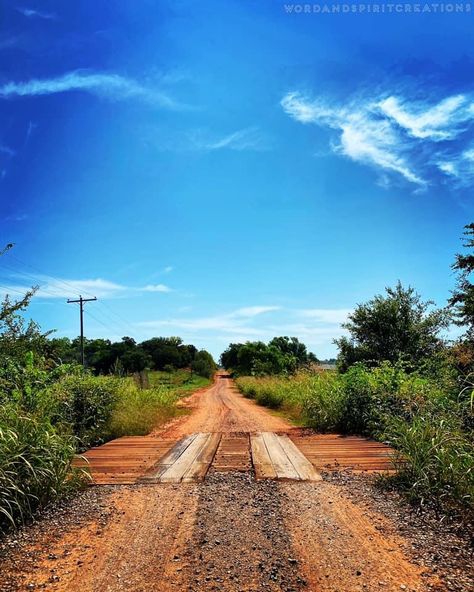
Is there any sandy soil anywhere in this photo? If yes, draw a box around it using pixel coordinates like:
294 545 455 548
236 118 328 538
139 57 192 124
0 375 452 591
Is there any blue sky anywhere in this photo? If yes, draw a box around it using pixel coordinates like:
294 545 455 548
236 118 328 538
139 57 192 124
0 0 473 360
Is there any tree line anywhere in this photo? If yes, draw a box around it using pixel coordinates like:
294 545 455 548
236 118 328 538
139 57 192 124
220 336 318 375
49 336 216 378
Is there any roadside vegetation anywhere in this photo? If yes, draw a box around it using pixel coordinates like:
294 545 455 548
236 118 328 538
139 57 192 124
0 290 215 533
233 224 474 517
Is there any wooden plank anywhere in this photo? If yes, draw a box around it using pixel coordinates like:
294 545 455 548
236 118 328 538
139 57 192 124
160 433 210 483
250 433 277 480
182 433 222 482
261 432 300 480
277 434 322 481
141 434 197 481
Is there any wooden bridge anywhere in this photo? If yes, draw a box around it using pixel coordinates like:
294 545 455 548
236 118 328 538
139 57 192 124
73 431 395 485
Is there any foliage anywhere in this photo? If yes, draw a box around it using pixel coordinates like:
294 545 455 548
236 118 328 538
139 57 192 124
191 350 217 378
45 374 120 450
450 222 474 337
49 335 215 377
105 370 211 438
236 363 473 513
335 282 449 372
0 404 83 533
220 337 317 376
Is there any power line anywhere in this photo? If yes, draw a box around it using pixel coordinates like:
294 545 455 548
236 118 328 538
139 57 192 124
0 255 137 337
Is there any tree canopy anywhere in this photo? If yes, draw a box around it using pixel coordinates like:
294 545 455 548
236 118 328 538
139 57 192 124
450 222 474 337
220 337 318 376
335 282 449 372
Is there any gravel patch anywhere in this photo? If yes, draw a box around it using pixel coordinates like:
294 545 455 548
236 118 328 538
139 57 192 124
324 471 474 592
175 471 306 592
0 487 117 592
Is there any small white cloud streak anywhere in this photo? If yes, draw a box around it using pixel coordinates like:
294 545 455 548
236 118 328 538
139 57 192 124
298 308 353 324
142 284 172 293
17 7 57 20
0 276 172 299
192 127 268 152
281 89 474 187
0 144 15 157
0 71 182 110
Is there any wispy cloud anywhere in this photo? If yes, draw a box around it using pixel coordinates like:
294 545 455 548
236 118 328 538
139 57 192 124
298 308 353 324
17 7 57 20
142 284 172 293
138 305 280 335
0 144 15 157
281 89 474 188
136 305 350 357
163 265 173 273
0 275 173 299
0 70 184 110
198 127 269 151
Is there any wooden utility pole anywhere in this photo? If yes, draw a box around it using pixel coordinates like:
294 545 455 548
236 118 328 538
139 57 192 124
67 295 97 365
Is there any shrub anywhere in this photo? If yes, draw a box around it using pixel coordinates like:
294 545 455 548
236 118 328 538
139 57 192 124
45 375 119 450
0 405 82 532
386 413 474 513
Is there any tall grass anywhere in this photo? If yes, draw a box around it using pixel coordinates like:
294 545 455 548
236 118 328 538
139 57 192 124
105 380 180 438
0 405 84 532
106 370 211 438
236 365 474 514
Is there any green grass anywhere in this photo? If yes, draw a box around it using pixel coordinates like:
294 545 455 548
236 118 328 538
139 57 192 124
0 404 85 532
105 370 211 439
236 366 474 515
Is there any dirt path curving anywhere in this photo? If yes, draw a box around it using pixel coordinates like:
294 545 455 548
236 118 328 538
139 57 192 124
0 374 446 592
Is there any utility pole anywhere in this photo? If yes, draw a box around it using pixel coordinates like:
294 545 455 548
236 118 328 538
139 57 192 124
67 295 97 365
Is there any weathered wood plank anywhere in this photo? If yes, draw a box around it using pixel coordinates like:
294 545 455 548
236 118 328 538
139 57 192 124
250 433 277 480
277 434 322 481
261 432 300 480
160 433 210 483
141 434 198 481
182 433 222 482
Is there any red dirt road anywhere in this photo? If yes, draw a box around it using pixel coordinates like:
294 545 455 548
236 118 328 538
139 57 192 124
0 375 443 592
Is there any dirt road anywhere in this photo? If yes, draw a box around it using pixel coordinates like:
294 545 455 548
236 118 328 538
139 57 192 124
0 375 446 592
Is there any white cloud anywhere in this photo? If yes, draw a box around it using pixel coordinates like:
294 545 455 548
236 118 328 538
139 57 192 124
138 305 280 335
190 127 268 152
164 266 173 273
0 144 15 157
0 275 173 299
17 7 57 20
136 305 351 357
298 308 353 324
231 306 281 317
0 70 182 109
142 284 172 293
378 95 469 140
281 89 474 187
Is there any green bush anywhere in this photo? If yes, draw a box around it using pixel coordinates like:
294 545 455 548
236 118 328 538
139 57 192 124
236 364 473 513
0 405 82 532
45 375 119 450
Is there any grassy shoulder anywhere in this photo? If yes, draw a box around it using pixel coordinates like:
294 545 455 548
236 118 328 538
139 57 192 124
106 370 211 439
236 366 474 517
0 368 210 533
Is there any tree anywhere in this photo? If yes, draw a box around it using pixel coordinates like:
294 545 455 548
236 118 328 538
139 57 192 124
335 282 448 372
191 350 216 378
220 337 318 376
450 223 474 337
269 336 318 366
